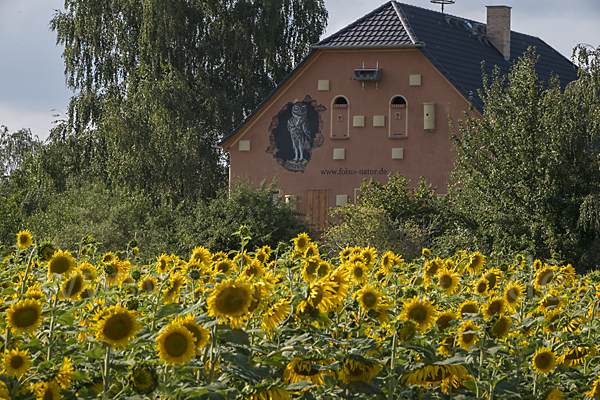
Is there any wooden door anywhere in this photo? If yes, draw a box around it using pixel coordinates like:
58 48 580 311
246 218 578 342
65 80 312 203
305 189 329 232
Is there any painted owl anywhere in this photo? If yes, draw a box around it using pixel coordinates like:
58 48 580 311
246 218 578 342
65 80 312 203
287 103 311 161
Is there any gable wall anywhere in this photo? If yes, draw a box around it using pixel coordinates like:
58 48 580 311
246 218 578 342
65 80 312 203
226 48 474 223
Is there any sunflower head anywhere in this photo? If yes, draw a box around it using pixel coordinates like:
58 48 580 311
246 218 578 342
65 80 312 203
489 315 512 338
354 284 382 311
482 297 506 318
207 278 254 327
456 322 480 351
130 362 158 395
47 250 76 277
436 268 460 294
504 282 526 309
7 298 43 333
400 296 437 333
59 270 86 300
2 348 32 378
532 347 560 375
473 277 490 296
283 356 332 385
294 233 311 254
338 356 382 384
37 241 56 262
16 230 33 249
458 299 479 320
156 322 195 366
94 305 139 348
262 298 292 331
466 252 486 275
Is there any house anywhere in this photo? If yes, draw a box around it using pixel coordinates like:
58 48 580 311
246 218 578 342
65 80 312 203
218 1 579 230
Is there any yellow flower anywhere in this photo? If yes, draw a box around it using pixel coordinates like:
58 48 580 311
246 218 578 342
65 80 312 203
402 364 470 394
59 269 86 300
504 282 526 309
241 260 265 280
6 298 43 333
32 381 61 400
213 259 234 276
338 357 381 384
458 299 479 320
55 357 74 389
132 246 139 256
465 252 485 274
348 261 369 285
423 258 444 280
422 248 432 258
294 233 311 254
262 298 292 331
155 253 171 274
79 261 98 281
1 348 32 378
298 280 335 314
162 273 186 303
284 357 332 385
398 320 419 342
175 314 210 354
16 230 33 249
490 315 512 338
47 249 76 277
101 251 115 263
301 257 319 282
207 278 254 327
434 311 457 333
473 277 490 296
354 283 382 311
248 387 291 400
436 268 460 294
532 347 560 375
456 322 480 351
482 297 506 318
94 305 139 348
0 381 8 400
156 322 196 365
130 363 158 395
585 376 600 398
483 268 502 291
534 265 556 289
562 346 598 367
254 245 272 264
190 246 211 265
326 267 351 306
105 259 130 286
361 246 378 267
138 275 158 292
543 388 564 400
400 296 437 333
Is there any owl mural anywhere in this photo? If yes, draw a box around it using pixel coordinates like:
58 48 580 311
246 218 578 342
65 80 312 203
266 95 326 173
287 103 311 161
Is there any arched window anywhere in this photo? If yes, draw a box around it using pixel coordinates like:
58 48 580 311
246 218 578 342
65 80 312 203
331 96 349 138
389 95 407 138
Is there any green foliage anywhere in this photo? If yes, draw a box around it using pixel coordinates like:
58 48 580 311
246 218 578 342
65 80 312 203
47 0 328 206
323 174 446 260
449 48 600 271
177 180 311 254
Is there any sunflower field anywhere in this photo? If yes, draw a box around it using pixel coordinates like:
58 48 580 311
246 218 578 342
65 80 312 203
0 229 599 400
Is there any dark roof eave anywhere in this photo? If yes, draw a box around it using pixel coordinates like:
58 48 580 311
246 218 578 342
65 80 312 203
311 43 424 50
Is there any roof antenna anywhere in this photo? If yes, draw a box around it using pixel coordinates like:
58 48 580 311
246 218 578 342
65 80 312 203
431 0 455 13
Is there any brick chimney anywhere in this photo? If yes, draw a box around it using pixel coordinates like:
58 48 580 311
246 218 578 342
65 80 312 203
486 6 511 60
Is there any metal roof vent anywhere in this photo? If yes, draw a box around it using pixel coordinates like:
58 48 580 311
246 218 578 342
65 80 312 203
431 0 455 13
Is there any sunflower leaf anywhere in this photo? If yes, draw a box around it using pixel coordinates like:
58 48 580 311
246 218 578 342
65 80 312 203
56 311 75 326
154 303 183 320
286 381 314 391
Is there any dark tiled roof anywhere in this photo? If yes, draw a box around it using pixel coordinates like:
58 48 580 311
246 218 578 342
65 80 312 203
219 1 579 146
315 2 416 47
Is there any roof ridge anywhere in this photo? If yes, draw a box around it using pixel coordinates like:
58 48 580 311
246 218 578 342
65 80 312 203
392 1 420 45
315 1 396 46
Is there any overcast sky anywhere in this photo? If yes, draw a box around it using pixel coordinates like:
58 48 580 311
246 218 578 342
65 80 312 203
1 0 599 141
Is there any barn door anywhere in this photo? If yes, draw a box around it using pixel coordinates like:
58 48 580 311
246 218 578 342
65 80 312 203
305 189 330 232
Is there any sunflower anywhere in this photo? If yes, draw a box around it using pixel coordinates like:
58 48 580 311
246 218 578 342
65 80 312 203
562 346 598 367
482 297 506 318
381 251 395 270
585 377 600 398
542 388 564 400
456 321 480 351
47 249 76 277
241 260 265 280
398 320 419 343
25 283 45 300
162 273 186 304
132 246 139 256
2 348 32 378
233 250 253 269
37 242 56 262
537 292 566 314
262 298 292 331
299 280 335 314
465 252 486 275
284 357 332 385
32 381 61 400
130 362 158 395
0 381 8 400
175 314 210 354
361 246 378 267
156 322 196 366
79 261 98 281
436 268 460 294
213 259 234 276
423 258 444 280
55 357 74 389
155 253 171 274
532 347 560 375
7 298 43 333
438 336 456 356
294 233 311 254
543 310 563 334
354 284 382 312
247 282 267 313
402 364 470 394
473 277 490 296
101 251 115 263
254 245 272 264
422 248 432 258
338 357 382 384
400 296 437 333
348 261 369 285
207 278 254 327
326 267 351 306
304 243 320 258
534 265 556 289
484 268 502 291
59 269 86 300
316 260 331 279
105 259 131 286
189 246 211 265
458 299 479 320
16 230 33 249
94 305 139 348
138 275 158 292
247 386 291 400
435 311 456 333
504 282 526 310
490 315 512 338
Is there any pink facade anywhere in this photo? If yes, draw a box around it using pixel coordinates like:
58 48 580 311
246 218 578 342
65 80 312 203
220 48 475 229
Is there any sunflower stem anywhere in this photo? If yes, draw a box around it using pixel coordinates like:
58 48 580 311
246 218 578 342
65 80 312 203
387 331 397 400
19 247 36 297
208 324 219 384
4 328 11 353
46 286 60 360
103 345 111 397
